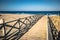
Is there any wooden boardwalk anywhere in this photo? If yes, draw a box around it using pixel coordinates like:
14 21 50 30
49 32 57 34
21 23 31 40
0 14 60 40
20 16 48 40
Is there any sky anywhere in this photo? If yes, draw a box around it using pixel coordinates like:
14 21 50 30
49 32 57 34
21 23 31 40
0 0 60 11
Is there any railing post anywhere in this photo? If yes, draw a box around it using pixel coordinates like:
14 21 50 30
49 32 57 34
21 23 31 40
3 19 6 40
18 18 21 35
16 18 21 40
25 17 29 32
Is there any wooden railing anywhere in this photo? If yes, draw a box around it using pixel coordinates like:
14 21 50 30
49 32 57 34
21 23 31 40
0 15 44 40
48 17 58 40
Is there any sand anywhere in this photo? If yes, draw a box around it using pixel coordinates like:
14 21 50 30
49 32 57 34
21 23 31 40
0 14 35 22
49 15 60 32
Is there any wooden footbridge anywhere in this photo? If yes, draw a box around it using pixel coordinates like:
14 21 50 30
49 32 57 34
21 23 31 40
0 15 60 40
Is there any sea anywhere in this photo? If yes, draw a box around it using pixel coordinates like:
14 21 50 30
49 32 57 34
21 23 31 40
0 11 60 15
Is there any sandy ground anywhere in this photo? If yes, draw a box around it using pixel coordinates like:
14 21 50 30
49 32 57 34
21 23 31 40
49 15 60 32
20 16 48 40
0 14 35 22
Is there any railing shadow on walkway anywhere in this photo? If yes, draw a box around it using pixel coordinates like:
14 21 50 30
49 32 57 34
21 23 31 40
0 15 44 40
